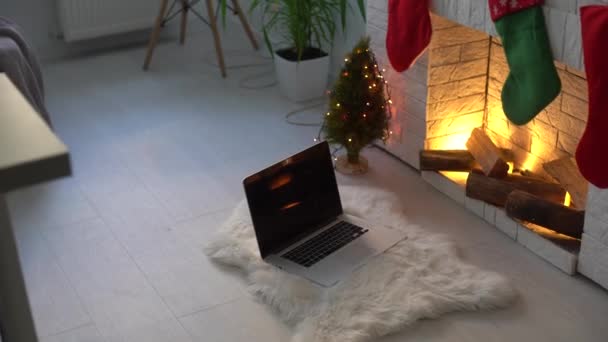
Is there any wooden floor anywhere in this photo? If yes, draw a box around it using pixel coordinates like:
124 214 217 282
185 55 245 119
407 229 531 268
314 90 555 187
7 25 608 342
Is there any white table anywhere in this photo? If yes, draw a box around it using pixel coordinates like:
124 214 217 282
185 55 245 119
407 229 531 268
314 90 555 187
0 74 71 342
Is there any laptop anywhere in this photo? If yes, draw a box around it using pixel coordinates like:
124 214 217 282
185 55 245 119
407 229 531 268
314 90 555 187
243 142 407 287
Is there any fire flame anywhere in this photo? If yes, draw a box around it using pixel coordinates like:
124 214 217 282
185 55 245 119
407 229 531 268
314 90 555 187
564 192 572 207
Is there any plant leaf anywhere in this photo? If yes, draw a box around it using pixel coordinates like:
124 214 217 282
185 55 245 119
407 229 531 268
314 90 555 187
247 0 363 61
262 28 275 59
219 0 227 27
339 0 347 31
356 0 366 21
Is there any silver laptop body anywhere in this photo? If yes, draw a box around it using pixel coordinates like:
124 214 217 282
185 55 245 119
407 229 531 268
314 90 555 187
243 142 406 287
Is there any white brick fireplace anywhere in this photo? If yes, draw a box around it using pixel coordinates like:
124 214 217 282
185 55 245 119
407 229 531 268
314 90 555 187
367 0 608 290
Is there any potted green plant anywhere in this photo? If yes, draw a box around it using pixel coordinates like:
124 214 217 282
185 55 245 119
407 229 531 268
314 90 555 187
246 0 366 102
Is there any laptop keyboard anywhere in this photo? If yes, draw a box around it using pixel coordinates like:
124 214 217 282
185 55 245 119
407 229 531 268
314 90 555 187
282 221 369 268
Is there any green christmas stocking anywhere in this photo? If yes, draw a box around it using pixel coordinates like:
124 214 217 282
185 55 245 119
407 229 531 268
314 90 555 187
491 1 561 126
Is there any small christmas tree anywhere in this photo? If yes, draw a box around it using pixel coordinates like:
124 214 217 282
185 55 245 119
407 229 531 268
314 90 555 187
323 37 391 172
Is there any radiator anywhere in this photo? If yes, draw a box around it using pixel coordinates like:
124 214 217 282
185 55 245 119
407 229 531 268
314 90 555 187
57 0 161 42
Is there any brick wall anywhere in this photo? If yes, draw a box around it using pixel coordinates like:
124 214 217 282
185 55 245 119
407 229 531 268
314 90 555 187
430 0 608 72
366 7 491 168
579 186 608 288
367 0 428 169
425 15 489 151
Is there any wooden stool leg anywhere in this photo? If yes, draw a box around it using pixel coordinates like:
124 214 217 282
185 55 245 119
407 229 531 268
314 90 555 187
180 0 188 45
230 0 259 50
144 0 170 70
205 0 227 78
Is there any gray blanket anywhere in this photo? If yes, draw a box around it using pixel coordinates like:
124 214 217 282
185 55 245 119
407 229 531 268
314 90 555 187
0 17 50 126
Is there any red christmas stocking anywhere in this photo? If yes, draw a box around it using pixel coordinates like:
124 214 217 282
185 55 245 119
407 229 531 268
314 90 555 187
576 5 608 188
386 0 432 72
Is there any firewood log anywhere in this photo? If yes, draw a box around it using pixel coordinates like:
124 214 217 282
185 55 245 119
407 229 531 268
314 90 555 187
505 190 584 239
543 157 589 209
466 172 567 207
466 128 509 178
420 149 513 172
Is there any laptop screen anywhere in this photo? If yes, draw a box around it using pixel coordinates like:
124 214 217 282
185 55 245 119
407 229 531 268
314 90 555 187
243 142 343 258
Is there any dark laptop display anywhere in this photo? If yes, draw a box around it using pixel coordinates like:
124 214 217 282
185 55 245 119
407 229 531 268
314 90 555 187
243 142 342 258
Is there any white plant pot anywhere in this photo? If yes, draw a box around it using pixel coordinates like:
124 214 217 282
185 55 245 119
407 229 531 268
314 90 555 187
274 52 330 102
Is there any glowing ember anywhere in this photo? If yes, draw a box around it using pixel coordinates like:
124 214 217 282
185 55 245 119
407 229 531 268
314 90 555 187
523 222 580 242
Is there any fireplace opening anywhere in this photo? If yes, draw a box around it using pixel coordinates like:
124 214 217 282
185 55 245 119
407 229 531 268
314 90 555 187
415 14 590 262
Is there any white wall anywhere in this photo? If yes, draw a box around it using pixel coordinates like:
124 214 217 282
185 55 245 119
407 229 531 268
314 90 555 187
1 0 366 71
329 1 368 79
430 0 597 71
0 0 180 62
2 0 66 60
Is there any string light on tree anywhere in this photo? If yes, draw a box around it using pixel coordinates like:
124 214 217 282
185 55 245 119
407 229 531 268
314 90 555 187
322 37 392 175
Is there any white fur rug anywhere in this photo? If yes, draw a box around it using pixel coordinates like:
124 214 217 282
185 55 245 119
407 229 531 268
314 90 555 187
204 186 517 342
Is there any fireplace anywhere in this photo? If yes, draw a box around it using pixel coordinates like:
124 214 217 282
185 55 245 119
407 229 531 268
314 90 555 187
367 0 608 290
